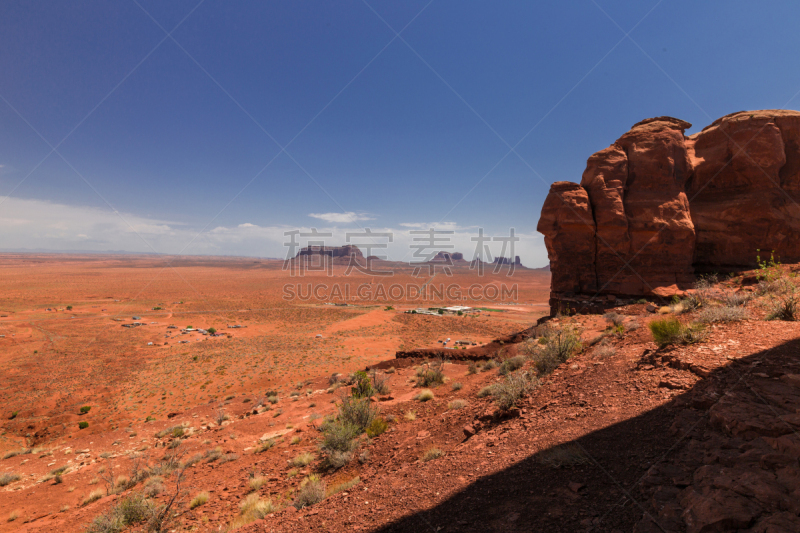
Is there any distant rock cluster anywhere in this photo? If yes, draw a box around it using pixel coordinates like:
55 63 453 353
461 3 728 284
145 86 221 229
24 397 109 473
538 110 800 313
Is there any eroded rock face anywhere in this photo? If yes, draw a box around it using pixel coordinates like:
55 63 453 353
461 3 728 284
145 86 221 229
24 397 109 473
687 110 800 269
539 110 800 311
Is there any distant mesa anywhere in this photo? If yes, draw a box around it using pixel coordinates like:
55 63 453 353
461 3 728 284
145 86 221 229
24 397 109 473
492 256 522 266
296 245 363 259
429 251 466 263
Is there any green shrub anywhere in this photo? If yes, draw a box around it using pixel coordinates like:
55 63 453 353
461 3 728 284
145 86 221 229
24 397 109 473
366 417 388 438
9 411 17 420
498 356 525 375
416 359 445 387
766 293 798 321
649 317 708 346
319 420 359 469
481 359 499 372
78 421 89 429
338 396 378 432
530 326 582 375
350 371 373 398
492 371 539 410
80 406 91 414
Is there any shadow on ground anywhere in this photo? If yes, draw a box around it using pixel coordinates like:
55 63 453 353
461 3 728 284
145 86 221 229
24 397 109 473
374 338 800 533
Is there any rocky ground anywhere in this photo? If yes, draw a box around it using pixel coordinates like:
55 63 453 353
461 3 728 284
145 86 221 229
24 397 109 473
2 271 799 532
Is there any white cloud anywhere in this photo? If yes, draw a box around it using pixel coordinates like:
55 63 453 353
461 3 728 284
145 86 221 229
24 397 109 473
0 197 549 267
308 212 374 224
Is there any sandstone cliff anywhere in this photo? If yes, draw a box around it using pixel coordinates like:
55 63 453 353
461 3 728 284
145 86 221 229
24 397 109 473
538 110 800 313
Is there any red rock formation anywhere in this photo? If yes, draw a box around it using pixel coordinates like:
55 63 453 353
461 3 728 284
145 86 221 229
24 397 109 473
539 110 800 312
687 110 800 269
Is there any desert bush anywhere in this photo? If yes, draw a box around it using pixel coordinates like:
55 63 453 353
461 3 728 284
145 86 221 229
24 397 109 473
448 399 468 410
267 395 279 404
498 355 526 375
0 473 21 487
189 491 209 509
594 345 616 358
231 493 277 528
155 426 182 439
477 385 495 398
338 396 379 432
538 444 590 468
370 371 391 395
82 488 105 506
366 417 388 438
416 358 445 387
2 449 26 459
413 389 434 402
530 326 582 375
649 317 707 346
249 475 268 492
404 410 416 421
358 450 371 464
467 361 478 375
697 305 749 323
350 371 374 398
255 439 277 454
319 420 359 469
721 291 752 307
451 381 463 391
492 371 539 410
421 448 444 462
603 312 624 327
766 292 798 321
79 421 89 429
218 453 239 464
290 452 315 467
80 406 91 414
293 475 326 509
758 277 794 295
204 447 223 463
481 359 499 372
627 320 641 331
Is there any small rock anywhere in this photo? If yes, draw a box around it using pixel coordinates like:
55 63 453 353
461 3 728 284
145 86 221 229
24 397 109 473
568 482 585 493
463 425 476 438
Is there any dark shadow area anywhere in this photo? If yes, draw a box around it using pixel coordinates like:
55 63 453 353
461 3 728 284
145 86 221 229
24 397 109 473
373 338 800 533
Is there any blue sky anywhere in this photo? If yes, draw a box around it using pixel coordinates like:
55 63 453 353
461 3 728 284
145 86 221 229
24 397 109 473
2 1 800 266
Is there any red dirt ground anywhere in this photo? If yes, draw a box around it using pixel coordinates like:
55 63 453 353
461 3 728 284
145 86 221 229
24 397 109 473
1 256 799 533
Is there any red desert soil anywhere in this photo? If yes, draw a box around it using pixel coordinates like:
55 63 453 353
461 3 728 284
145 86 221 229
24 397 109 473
1 255 798 533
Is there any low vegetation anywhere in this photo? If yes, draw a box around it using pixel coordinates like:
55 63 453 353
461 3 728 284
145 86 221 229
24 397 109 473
293 475 326 509
492 371 539 410
415 358 445 387
528 326 582 375
413 389 434 402
421 447 444 462
649 317 707 347
0 473 21 487
230 493 278 528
